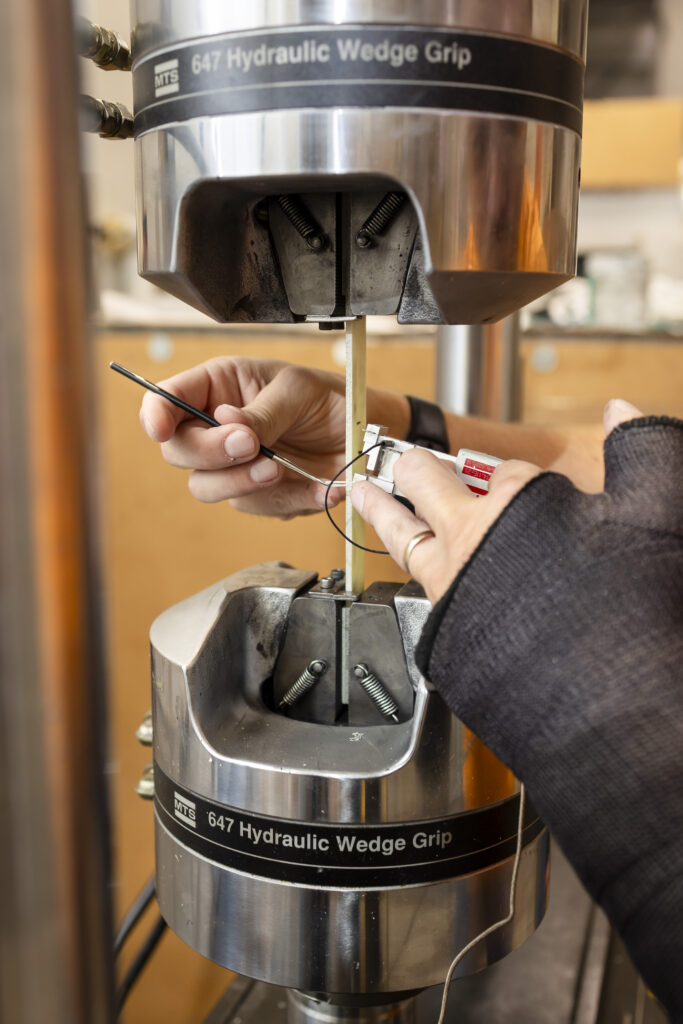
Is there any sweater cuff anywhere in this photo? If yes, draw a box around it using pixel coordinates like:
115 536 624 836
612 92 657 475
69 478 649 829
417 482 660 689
416 415 683 684
415 470 557 680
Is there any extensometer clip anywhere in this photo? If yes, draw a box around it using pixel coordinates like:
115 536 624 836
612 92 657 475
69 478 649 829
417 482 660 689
355 425 502 499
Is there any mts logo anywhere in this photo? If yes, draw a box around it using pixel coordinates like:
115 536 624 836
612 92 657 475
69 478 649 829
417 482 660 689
174 792 196 828
154 58 179 97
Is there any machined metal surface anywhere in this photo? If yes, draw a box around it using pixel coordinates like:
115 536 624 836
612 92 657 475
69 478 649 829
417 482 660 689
287 990 417 1023
156 813 547 993
150 563 548 994
202 852 649 1024
150 564 518 819
131 2 588 64
80 95 134 139
130 0 587 324
435 318 522 420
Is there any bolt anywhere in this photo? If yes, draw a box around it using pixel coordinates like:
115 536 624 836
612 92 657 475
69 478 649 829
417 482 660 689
135 763 154 800
310 660 327 675
356 231 373 249
354 663 368 678
135 710 153 746
253 200 269 224
330 569 345 581
320 576 335 589
306 234 325 251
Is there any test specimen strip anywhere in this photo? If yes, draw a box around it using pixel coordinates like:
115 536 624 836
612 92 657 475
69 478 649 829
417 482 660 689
341 316 367 705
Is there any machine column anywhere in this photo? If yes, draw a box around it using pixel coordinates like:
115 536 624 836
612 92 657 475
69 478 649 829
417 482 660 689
435 317 522 421
287 991 417 1024
0 1 114 1021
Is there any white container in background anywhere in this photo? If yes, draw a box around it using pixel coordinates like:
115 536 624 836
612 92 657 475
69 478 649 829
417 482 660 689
584 250 648 330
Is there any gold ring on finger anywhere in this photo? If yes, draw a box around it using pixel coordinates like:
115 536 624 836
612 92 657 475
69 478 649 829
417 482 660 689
403 529 435 576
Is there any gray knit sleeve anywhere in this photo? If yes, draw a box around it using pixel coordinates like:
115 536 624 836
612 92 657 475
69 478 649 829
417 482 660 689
416 417 683 1019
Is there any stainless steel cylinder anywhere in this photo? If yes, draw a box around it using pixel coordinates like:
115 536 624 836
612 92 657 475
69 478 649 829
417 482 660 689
129 0 588 325
436 317 522 420
150 566 549 996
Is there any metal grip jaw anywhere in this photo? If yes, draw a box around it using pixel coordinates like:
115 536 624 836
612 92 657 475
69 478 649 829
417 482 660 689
148 563 548 994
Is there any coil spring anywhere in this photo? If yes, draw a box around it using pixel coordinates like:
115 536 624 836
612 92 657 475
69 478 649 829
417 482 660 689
279 660 327 709
354 664 399 722
356 192 407 247
276 195 326 250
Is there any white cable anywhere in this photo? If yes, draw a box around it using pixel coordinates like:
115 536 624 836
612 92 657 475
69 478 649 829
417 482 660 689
435 784 527 1024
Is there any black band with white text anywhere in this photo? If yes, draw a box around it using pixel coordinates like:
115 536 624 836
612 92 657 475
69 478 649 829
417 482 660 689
154 762 544 888
133 25 584 137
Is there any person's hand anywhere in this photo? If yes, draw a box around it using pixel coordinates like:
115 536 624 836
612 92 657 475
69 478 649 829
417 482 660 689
139 357 408 519
351 398 643 604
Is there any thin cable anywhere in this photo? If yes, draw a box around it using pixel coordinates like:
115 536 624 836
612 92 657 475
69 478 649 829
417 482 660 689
116 914 167 1014
324 443 389 554
113 875 155 955
435 785 527 1024
267 449 345 488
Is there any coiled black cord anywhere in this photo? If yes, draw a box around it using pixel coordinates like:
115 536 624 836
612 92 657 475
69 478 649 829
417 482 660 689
324 443 389 555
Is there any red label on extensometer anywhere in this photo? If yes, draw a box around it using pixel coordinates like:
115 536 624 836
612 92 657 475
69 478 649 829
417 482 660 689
462 457 496 481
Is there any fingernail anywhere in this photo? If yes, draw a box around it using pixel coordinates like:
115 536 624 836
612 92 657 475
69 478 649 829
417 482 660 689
225 429 256 459
606 398 642 418
603 398 644 435
249 458 280 483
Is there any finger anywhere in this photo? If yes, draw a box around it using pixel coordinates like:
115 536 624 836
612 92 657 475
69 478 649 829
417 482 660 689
351 480 432 568
312 482 344 511
187 458 347 506
160 417 260 471
486 459 542 506
393 448 474 529
190 465 342 518
188 458 282 502
236 365 321 447
139 362 239 442
603 398 643 436
232 481 341 520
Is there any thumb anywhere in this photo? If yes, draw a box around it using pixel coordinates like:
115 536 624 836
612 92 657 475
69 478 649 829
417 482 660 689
393 448 472 530
603 398 644 437
215 366 309 447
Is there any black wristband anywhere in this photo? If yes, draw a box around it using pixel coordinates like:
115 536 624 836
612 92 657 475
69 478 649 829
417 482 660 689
405 395 449 453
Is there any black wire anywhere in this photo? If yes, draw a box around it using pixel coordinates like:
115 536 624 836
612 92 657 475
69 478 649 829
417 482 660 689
324 442 389 555
113 875 156 956
109 361 277 460
116 914 168 1014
